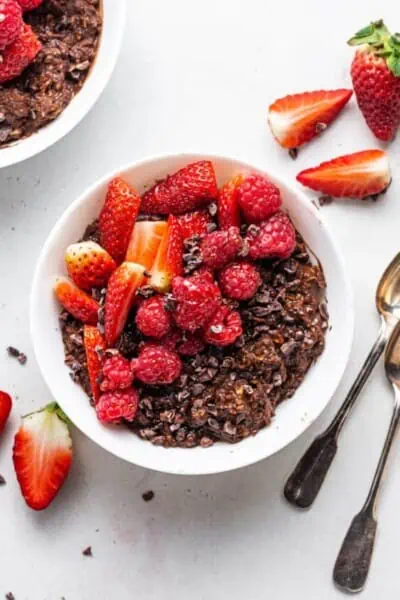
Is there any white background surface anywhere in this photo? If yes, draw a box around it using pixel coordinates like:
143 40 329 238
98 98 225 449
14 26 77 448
0 0 399 598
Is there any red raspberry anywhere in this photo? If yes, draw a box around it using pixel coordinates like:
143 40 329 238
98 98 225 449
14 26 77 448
96 388 138 424
200 226 242 269
160 329 182 351
135 295 172 339
17 0 42 11
132 344 182 385
237 173 282 224
219 261 261 300
246 212 296 260
172 273 221 332
177 333 205 356
0 24 41 84
100 354 134 392
0 0 22 50
204 305 243 347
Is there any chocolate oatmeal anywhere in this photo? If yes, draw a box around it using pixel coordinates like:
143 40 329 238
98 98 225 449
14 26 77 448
0 0 102 147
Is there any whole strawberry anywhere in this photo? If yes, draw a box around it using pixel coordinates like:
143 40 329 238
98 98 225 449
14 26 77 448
348 20 400 141
0 0 22 51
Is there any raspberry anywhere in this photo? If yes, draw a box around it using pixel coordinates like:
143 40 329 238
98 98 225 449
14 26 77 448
132 344 182 385
204 305 243 347
135 295 172 339
177 333 205 356
17 0 42 10
237 173 282 224
219 261 261 300
0 24 41 84
100 354 134 392
246 212 296 260
172 273 221 332
0 0 22 50
96 388 138 424
200 226 242 269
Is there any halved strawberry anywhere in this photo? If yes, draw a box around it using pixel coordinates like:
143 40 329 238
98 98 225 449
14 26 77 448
217 174 244 229
141 160 218 215
125 220 167 269
99 177 142 264
177 209 212 241
65 241 116 291
13 403 72 511
149 215 183 292
104 262 145 346
0 391 12 434
268 89 353 150
54 277 99 324
297 149 391 198
83 326 106 404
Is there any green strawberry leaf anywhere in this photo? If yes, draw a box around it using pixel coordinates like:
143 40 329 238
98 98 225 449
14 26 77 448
387 53 400 76
348 20 390 46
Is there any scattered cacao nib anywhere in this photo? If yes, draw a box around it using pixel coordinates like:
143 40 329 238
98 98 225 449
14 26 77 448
5 593 15 600
0 474 6 485
142 490 155 502
318 195 333 206
7 346 27 365
82 546 93 557
289 148 298 160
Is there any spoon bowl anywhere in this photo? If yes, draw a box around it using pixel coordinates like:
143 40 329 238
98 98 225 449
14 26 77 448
376 252 400 323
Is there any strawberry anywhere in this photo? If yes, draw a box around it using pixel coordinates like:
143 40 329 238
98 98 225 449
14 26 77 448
348 20 400 141
125 220 167 269
296 149 391 199
141 160 218 215
0 23 41 84
217 174 244 229
0 0 22 51
65 241 116 291
83 326 106 404
99 177 141 264
177 209 212 241
0 391 12 434
13 403 72 511
104 262 145 346
149 215 183 292
268 89 353 150
54 277 99 324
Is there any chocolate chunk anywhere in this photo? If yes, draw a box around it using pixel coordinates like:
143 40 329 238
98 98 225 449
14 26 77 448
7 346 27 365
82 546 93 557
142 490 155 502
0 475 6 485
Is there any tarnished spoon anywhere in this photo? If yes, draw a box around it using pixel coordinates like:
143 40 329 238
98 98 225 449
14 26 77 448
333 319 400 593
284 252 400 509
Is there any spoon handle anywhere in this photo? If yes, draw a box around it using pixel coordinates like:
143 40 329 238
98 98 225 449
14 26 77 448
284 320 388 509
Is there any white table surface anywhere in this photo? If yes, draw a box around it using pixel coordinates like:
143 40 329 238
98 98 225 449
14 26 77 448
1 0 400 598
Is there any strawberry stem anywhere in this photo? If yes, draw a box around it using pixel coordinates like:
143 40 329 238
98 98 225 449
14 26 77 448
23 402 71 425
348 20 400 77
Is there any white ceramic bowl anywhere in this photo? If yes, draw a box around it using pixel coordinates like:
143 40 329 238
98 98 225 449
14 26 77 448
31 153 354 475
0 0 126 169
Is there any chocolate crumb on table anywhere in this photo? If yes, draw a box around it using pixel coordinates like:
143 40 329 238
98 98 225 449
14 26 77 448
82 546 93 557
0 475 6 486
5 593 15 600
6 346 27 365
142 490 155 502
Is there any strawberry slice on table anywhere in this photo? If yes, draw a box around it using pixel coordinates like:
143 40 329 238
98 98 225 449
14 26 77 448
296 149 391 199
65 241 116 291
125 220 167 269
13 403 72 511
0 23 41 84
141 160 218 215
83 326 106 404
177 209 212 241
0 391 12 434
104 262 145 346
99 177 141 264
217 173 244 229
268 89 353 150
149 215 183 292
54 277 99 325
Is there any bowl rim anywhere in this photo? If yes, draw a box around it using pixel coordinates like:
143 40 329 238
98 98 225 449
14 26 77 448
0 0 127 169
30 152 355 475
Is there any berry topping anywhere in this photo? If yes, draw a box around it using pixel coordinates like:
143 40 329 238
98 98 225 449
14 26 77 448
218 261 261 300
149 215 183 292
0 391 12 434
132 344 182 385
135 295 172 339
246 212 296 260
217 173 244 229
172 273 221 332
0 0 22 51
17 0 43 11
126 220 167 269
204 305 243 347
200 226 242 269
96 388 138 424
100 354 134 392
237 173 282 223
0 23 41 84
141 160 218 215
177 209 213 241
177 333 206 356
65 241 116 291
54 277 99 325
83 326 106 404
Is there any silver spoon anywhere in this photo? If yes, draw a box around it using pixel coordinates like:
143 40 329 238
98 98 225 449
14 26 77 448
333 319 400 593
284 252 400 509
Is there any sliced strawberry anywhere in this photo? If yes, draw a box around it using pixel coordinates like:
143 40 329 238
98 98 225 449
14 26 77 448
54 277 99 325
0 391 12 434
268 89 353 149
217 174 244 229
125 220 167 269
83 326 106 404
141 160 218 215
149 215 183 292
99 177 141 264
65 241 116 291
177 209 213 241
13 403 72 511
297 149 391 199
104 262 145 346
